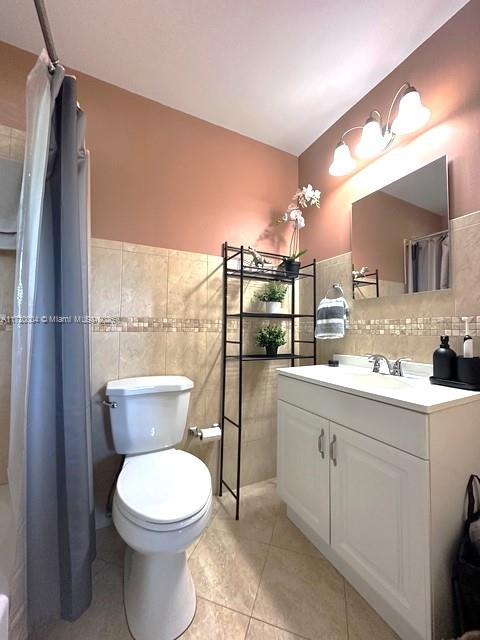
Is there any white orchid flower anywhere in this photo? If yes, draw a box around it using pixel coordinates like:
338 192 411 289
296 215 306 229
281 212 289 222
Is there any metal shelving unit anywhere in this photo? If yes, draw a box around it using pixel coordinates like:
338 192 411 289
353 269 379 298
219 242 317 519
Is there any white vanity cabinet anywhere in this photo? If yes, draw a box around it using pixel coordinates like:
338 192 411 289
277 401 330 542
277 365 480 640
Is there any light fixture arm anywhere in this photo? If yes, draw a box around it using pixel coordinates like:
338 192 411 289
340 125 363 144
385 82 411 134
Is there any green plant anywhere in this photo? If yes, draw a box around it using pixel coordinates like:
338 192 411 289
256 324 287 348
254 281 288 303
285 249 308 263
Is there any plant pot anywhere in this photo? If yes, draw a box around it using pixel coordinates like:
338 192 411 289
265 344 279 357
265 301 282 314
283 260 301 277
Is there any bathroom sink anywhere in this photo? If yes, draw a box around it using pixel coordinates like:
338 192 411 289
339 370 415 391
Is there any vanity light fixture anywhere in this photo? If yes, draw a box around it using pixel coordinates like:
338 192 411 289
328 83 431 176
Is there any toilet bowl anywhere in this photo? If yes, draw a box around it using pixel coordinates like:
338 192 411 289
105 376 213 640
113 449 212 640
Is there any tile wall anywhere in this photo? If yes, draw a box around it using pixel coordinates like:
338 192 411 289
0 125 24 485
91 239 301 527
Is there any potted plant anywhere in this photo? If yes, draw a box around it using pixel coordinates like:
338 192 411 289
255 324 287 357
254 281 288 314
282 249 308 277
279 184 321 277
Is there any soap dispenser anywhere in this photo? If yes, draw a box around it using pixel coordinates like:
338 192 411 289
462 317 474 358
433 335 457 380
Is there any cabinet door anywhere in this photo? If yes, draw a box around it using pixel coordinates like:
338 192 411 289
330 422 429 638
277 400 330 542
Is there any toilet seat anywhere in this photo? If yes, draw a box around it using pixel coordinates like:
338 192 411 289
115 449 212 530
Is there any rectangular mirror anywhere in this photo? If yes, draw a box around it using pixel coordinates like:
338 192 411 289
351 156 449 299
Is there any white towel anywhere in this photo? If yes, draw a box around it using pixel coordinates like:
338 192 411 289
0 157 23 250
315 296 349 340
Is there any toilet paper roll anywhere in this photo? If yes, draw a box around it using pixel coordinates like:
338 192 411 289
198 426 222 441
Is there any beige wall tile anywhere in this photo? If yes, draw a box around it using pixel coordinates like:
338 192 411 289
452 221 480 317
91 332 120 460
167 254 208 319
123 242 168 255
91 246 122 317
240 434 276 486
91 238 123 250
121 250 168 317
0 250 16 315
119 332 166 378
207 255 223 321
450 210 480 231
166 332 207 427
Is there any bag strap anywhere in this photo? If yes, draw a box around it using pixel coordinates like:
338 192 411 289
466 474 480 524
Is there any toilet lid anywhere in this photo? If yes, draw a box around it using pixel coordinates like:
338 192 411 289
115 449 212 524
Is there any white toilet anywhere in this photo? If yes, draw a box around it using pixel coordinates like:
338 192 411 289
105 375 212 640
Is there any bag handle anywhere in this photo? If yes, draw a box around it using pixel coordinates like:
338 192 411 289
466 474 480 524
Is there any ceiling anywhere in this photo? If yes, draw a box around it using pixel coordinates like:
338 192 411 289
0 0 469 155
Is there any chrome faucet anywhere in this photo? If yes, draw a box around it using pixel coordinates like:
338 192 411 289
368 354 412 376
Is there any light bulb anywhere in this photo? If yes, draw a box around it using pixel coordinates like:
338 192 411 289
391 87 430 135
329 142 356 176
356 116 387 158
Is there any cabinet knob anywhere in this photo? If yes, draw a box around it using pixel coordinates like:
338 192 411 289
318 428 325 459
330 434 337 466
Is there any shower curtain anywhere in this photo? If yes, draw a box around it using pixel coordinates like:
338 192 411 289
406 232 449 293
8 51 94 639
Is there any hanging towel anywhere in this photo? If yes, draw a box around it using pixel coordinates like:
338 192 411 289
315 296 349 339
0 157 23 250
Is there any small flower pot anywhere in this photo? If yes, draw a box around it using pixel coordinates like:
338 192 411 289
265 344 279 357
283 260 301 278
265 301 282 314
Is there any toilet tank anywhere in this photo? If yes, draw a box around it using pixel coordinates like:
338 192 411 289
106 376 194 454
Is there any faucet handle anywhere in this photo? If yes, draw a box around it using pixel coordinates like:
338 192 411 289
392 357 412 376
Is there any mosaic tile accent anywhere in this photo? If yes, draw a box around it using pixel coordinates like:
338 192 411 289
348 316 480 336
94 317 223 332
0 315 223 332
2 313 479 337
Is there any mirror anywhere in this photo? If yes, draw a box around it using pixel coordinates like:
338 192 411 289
351 156 449 299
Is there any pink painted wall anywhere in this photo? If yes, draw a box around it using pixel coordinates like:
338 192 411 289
0 41 297 256
352 191 445 282
299 0 480 261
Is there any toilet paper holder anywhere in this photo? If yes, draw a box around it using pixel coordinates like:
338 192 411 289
189 423 222 441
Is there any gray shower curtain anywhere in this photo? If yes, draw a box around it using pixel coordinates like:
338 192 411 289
9 53 94 637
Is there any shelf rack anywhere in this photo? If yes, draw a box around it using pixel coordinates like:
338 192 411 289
353 269 379 298
219 242 317 519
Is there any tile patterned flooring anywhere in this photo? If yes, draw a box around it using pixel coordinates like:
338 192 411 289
31 479 399 640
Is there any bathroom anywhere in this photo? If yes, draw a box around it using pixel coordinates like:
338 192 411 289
1 1 480 639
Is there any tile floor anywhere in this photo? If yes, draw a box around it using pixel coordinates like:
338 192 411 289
31 479 399 640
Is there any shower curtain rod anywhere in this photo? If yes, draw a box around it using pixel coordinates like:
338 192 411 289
33 0 60 71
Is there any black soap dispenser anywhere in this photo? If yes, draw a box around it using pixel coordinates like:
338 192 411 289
433 335 457 380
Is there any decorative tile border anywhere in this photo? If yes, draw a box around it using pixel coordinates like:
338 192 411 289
348 316 480 337
0 315 222 333
2 314 479 337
